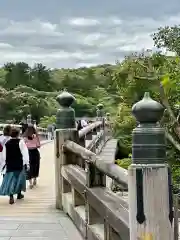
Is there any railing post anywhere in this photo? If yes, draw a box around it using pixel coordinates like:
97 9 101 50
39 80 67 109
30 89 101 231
128 92 174 239
54 91 78 209
96 106 100 121
97 103 106 148
97 103 104 129
173 194 179 240
85 160 106 226
92 128 97 147
27 114 32 125
105 112 111 139
106 112 110 121
79 135 86 148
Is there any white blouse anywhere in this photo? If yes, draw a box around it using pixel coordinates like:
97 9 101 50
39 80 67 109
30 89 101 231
0 136 11 172
1 138 29 172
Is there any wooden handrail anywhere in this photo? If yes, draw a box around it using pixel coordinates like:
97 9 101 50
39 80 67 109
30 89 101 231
78 121 102 138
64 140 128 188
61 164 129 239
54 124 130 240
86 130 104 150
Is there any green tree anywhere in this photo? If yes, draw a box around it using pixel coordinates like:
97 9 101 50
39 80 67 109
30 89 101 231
4 62 30 89
30 63 53 91
39 115 56 128
112 50 180 185
152 25 180 55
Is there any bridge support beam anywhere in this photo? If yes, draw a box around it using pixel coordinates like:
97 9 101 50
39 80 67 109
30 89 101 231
128 92 174 240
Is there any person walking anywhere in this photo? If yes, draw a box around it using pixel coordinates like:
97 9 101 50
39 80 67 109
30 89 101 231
0 128 29 204
23 125 40 189
0 125 12 173
47 124 52 140
19 120 28 135
51 123 56 140
77 120 82 131
33 120 37 129
81 118 88 128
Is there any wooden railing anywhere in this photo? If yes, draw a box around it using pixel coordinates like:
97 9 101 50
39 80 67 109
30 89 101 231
54 93 180 240
55 124 179 240
54 121 130 240
0 119 104 141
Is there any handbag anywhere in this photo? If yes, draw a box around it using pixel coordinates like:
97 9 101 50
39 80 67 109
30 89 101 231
24 164 30 180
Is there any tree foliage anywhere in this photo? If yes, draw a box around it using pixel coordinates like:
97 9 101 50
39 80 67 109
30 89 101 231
112 48 180 186
0 62 117 124
152 25 180 55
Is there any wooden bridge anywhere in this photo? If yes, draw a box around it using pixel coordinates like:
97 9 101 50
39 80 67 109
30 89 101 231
0 91 179 240
0 121 116 239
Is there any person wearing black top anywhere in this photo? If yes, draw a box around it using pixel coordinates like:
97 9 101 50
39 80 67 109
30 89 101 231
20 122 28 135
0 128 29 204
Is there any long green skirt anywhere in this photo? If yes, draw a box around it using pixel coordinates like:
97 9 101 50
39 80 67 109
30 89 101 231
0 169 26 196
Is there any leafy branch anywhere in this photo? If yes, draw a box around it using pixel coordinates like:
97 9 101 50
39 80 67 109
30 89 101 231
131 54 180 152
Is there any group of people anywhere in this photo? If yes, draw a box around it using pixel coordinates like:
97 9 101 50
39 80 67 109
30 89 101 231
47 119 89 138
76 119 89 131
0 124 40 204
47 124 56 140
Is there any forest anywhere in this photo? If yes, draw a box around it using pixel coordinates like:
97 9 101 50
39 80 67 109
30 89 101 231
0 62 118 123
0 24 180 186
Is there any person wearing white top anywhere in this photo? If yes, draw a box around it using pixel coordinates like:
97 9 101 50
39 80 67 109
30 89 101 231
0 125 12 173
0 128 29 205
81 119 88 128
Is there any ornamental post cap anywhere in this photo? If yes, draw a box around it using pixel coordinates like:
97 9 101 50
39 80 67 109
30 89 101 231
132 92 164 123
97 103 103 110
56 91 75 108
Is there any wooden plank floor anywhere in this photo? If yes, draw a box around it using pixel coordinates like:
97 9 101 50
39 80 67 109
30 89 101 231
99 138 117 189
99 138 117 163
0 142 58 216
0 142 83 239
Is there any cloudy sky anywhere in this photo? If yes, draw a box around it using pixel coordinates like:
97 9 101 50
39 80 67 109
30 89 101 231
0 0 179 68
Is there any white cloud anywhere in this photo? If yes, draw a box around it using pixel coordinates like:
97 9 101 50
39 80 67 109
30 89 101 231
0 14 179 68
109 17 123 25
68 17 100 26
0 19 62 37
0 43 13 49
83 33 107 46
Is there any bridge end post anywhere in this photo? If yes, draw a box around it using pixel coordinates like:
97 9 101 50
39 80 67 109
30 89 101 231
96 103 106 145
128 92 174 239
54 91 78 210
105 112 111 139
27 114 32 125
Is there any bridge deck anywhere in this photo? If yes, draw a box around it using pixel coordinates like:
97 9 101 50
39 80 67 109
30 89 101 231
99 138 117 189
99 138 117 163
0 142 83 240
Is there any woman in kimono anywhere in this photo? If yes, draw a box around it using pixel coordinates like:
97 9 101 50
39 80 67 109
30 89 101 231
0 127 29 204
23 125 40 189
